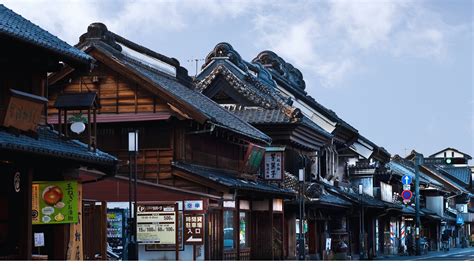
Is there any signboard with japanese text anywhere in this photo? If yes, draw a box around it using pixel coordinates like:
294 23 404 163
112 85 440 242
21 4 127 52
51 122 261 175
32 181 78 224
184 200 203 211
264 147 285 180
2 89 47 132
184 214 204 244
136 203 176 245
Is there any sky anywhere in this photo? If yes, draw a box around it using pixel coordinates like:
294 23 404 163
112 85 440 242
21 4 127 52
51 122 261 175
3 0 473 158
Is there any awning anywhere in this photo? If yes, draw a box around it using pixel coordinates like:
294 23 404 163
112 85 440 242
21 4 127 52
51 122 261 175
48 112 171 124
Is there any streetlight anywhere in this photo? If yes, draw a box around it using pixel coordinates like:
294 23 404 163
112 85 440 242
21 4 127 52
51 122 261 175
359 184 365 260
128 130 139 260
298 168 305 260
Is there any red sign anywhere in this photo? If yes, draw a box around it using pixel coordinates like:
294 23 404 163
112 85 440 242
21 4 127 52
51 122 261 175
401 190 413 201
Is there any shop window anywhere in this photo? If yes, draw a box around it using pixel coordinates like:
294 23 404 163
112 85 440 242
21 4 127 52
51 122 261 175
223 210 234 250
239 212 250 248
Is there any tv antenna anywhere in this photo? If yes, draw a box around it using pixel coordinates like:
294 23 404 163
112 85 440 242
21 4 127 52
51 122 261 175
187 58 205 76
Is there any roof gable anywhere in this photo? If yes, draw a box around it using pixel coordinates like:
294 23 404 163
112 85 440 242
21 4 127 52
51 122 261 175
69 24 271 144
429 147 472 159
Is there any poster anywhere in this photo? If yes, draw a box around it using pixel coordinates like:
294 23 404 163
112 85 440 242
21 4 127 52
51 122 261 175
137 203 176 245
32 181 78 224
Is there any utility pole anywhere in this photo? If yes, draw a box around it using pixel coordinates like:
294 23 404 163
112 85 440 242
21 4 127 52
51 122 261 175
414 152 423 256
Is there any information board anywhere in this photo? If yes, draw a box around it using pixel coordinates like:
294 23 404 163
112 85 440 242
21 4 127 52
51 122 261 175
136 203 176 245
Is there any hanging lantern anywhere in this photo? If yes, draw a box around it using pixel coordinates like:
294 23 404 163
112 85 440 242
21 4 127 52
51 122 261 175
68 114 88 134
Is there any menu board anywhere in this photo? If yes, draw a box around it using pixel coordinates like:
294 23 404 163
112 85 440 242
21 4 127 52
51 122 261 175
137 203 176 245
32 181 78 224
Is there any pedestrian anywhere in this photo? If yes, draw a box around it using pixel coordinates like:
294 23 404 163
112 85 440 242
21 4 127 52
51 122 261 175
407 231 414 256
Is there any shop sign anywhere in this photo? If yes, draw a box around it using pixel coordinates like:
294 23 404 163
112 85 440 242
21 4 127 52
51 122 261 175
184 214 204 244
242 143 265 174
136 203 176 244
264 147 285 180
380 182 393 203
1 89 47 132
32 181 78 224
184 200 203 211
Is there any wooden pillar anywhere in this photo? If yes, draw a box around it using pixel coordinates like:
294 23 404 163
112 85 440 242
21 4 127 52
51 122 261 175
93 108 97 152
269 199 274 260
20 167 33 260
64 110 68 137
87 108 91 151
58 109 62 137
281 203 285 259
236 198 240 260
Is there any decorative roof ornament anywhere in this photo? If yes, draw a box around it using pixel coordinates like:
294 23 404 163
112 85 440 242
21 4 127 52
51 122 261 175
79 22 122 51
252 50 306 92
203 42 248 72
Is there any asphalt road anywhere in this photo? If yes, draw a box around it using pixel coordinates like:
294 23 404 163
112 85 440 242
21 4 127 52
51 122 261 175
415 248 474 261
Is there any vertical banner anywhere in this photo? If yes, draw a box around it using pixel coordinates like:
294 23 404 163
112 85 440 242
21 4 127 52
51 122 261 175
67 183 83 260
242 143 265 174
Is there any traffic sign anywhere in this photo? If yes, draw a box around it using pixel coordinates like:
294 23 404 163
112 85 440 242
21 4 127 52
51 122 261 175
401 175 412 185
456 215 464 225
401 190 413 201
403 184 411 191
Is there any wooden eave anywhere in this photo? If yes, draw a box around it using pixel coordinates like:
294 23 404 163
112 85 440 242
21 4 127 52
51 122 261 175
172 167 230 194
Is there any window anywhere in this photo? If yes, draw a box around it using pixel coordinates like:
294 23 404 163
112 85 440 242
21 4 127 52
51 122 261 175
451 151 454 158
223 210 234 250
239 212 250 248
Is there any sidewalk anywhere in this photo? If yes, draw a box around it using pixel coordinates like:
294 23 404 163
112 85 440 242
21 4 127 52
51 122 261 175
373 247 474 261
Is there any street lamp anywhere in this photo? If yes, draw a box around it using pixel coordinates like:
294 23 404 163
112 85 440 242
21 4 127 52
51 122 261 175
128 130 139 260
359 184 365 260
298 168 306 260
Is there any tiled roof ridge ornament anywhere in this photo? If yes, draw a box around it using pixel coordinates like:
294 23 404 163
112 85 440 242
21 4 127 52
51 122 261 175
252 50 306 92
203 42 249 72
79 22 122 51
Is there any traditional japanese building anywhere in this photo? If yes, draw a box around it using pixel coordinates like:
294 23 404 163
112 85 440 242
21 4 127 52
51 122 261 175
46 24 295 261
0 5 118 260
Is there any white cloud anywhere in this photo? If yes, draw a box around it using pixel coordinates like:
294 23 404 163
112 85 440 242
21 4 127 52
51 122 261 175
2 0 468 88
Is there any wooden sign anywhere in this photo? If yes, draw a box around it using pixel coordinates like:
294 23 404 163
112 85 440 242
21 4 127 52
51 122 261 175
184 214 204 245
1 89 47 132
264 147 285 180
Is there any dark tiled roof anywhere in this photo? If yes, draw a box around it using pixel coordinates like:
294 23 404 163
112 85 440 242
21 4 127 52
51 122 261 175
0 126 117 171
306 183 352 207
54 92 98 109
90 42 271 144
172 161 295 197
387 157 443 188
227 108 332 139
423 165 470 193
0 4 92 65
320 182 400 209
197 49 332 140
437 165 471 185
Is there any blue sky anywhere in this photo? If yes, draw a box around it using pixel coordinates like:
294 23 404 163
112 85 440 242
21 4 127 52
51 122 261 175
4 0 472 158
